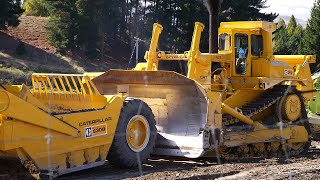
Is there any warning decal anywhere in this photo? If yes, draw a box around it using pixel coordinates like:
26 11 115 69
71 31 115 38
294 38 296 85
85 124 107 138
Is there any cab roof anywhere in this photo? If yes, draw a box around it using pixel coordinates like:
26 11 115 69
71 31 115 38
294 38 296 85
220 21 277 32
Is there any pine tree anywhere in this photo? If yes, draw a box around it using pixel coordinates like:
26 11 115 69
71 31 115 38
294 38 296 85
0 0 24 29
143 0 278 52
287 15 303 55
287 15 297 36
46 0 79 51
75 0 101 58
221 0 278 22
46 0 129 59
273 19 289 54
289 24 303 55
301 0 320 72
45 0 279 60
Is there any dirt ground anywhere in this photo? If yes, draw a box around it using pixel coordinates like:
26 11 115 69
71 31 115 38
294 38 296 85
0 142 319 180
53 141 320 180
1 16 56 54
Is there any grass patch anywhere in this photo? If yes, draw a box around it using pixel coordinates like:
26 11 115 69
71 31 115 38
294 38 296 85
0 67 33 85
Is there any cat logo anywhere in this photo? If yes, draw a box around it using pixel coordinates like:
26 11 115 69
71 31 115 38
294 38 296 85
284 69 294 77
85 124 107 138
85 127 92 138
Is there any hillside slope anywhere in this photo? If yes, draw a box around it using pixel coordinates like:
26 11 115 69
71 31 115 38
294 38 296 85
0 16 130 85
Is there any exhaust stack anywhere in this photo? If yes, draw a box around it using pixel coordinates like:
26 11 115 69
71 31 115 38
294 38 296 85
203 0 222 53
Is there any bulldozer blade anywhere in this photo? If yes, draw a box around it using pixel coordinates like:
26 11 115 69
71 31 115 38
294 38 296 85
153 133 205 158
92 70 209 158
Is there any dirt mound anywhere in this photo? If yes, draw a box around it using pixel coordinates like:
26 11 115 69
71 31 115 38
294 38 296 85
1 16 55 54
0 18 82 85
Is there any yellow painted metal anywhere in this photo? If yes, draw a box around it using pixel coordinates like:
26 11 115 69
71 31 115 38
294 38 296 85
187 22 212 87
140 21 316 116
223 89 263 108
137 20 314 156
126 115 150 152
0 90 79 136
206 91 223 129
274 55 316 64
0 91 9 112
0 71 125 177
32 73 101 96
220 21 277 32
2 85 22 97
261 27 274 60
19 85 49 112
134 62 147 70
283 94 302 121
224 125 308 147
144 21 315 90
275 55 315 99
221 103 254 125
145 23 163 71
83 72 104 79
188 22 205 78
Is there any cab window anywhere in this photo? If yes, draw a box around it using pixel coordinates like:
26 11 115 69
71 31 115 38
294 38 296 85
219 34 231 51
251 35 263 56
235 34 248 75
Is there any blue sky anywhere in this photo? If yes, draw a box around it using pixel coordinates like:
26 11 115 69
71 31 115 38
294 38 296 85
262 0 315 21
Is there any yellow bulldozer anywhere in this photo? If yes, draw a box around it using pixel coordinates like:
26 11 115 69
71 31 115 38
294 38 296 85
0 0 318 179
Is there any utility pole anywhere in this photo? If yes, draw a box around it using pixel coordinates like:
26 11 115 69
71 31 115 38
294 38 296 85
134 37 144 66
128 37 145 69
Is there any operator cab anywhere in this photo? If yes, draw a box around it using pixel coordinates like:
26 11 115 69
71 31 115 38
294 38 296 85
218 21 272 78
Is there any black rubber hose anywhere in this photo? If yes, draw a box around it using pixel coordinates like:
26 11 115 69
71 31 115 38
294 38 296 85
0 84 7 91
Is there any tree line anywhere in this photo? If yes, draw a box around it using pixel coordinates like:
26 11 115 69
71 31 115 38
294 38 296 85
18 0 277 59
273 16 304 55
273 0 320 71
0 0 319 71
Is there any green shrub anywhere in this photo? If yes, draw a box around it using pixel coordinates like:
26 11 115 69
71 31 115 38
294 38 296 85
23 0 49 17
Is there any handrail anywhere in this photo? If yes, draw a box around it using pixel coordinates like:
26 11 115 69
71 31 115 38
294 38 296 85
208 68 227 92
31 73 100 96
211 67 225 76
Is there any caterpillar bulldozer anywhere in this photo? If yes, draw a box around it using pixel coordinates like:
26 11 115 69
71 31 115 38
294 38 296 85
0 0 318 179
117 0 316 159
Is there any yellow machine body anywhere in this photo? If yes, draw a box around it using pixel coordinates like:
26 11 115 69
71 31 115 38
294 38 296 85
131 21 315 157
0 74 124 178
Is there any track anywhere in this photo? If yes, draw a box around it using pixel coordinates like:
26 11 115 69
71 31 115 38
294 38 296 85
221 85 310 161
223 85 287 126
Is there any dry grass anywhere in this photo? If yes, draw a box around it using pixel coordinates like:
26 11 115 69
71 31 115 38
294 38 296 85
0 16 130 85
0 51 83 85
0 67 32 85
